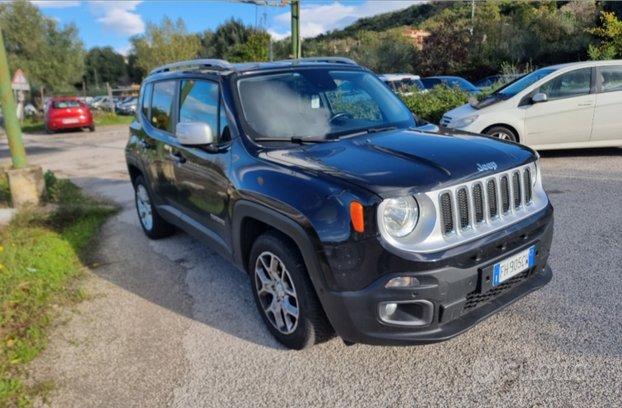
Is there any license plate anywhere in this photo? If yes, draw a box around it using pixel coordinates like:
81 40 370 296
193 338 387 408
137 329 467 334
492 245 536 286
62 118 79 124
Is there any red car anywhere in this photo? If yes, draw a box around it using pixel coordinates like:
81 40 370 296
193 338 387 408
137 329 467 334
45 97 94 133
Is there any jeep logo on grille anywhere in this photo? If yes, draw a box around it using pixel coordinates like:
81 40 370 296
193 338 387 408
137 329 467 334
476 162 498 172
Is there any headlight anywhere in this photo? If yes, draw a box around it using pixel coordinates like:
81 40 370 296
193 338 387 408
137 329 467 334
452 115 478 128
378 197 419 238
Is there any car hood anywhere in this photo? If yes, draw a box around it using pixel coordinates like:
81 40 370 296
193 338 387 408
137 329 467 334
262 128 535 197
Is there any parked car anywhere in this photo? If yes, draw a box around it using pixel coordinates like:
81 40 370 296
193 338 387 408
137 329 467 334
45 97 94 133
474 74 523 91
421 76 480 94
90 95 114 111
379 74 425 95
126 57 553 349
116 97 138 115
442 60 622 150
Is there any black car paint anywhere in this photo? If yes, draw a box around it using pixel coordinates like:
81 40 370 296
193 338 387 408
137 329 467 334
126 62 553 345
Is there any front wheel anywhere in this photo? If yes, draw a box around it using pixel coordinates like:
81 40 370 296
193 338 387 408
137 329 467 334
485 126 518 143
249 232 333 349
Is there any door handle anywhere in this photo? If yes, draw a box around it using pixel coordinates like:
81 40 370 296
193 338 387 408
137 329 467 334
169 151 186 164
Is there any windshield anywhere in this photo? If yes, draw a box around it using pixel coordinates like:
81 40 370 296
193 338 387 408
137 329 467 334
237 69 415 141
53 100 81 109
441 77 478 92
495 68 557 98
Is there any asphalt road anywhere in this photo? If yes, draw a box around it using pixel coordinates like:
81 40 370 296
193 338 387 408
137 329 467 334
2 127 620 407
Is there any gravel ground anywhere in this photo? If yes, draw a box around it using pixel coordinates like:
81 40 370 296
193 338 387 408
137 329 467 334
2 129 620 407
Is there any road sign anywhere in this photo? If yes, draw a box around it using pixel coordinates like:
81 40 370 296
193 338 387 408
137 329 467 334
11 68 30 91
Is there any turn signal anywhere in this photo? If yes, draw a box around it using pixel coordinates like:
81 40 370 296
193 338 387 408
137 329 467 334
350 201 365 233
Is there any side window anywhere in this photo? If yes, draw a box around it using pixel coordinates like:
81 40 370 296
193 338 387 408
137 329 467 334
325 79 382 122
539 68 591 100
140 83 152 120
599 66 622 93
151 80 176 132
179 79 219 138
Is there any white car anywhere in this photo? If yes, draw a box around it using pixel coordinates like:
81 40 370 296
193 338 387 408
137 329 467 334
441 60 622 150
379 74 425 96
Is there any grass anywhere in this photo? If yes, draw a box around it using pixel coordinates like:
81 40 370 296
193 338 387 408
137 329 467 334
20 112 133 134
0 171 116 407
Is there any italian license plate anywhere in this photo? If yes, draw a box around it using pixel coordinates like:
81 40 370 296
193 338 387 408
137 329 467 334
62 118 79 124
492 245 536 286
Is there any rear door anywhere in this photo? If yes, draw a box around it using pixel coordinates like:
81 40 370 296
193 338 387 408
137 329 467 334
134 79 180 205
524 68 595 146
590 65 622 142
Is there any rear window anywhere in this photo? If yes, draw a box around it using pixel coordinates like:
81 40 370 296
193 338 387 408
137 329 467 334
53 100 81 109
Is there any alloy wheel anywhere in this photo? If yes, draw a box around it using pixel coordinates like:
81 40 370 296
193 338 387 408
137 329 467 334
136 184 153 231
254 251 300 334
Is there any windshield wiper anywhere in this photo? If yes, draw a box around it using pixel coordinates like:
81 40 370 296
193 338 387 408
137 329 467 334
328 125 399 139
254 137 327 144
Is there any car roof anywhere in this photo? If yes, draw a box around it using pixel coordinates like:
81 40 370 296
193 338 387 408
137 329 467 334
543 59 622 71
425 76 465 80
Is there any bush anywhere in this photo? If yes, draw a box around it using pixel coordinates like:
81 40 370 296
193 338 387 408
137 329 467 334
400 86 470 124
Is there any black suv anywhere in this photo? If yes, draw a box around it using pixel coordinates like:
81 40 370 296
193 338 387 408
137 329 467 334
126 58 554 349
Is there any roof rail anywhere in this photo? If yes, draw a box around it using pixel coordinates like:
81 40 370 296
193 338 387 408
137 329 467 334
282 57 359 66
149 59 234 75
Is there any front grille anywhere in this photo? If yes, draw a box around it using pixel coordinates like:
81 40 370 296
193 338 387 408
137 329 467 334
462 268 533 313
440 115 452 126
440 192 454 234
457 188 469 229
512 171 521 208
524 168 532 203
487 179 498 218
473 184 484 223
500 176 510 213
438 165 536 236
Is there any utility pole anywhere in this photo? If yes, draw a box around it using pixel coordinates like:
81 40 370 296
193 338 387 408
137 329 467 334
0 28 44 207
290 0 301 58
470 0 475 36
0 29 27 169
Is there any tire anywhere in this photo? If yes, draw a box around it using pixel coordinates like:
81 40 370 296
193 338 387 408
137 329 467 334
249 232 333 349
485 126 518 143
133 175 175 239
89 125 95 132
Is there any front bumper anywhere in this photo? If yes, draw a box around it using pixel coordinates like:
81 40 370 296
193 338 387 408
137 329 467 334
320 204 554 345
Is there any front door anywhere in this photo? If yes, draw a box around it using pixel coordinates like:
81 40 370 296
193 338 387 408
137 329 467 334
173 78 232 243
524 68 595 146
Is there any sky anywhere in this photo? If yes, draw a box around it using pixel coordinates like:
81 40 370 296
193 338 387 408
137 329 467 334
32 0 418 55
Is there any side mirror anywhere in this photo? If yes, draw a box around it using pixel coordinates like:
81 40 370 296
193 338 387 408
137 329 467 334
531 92 548 104
176 122 215 146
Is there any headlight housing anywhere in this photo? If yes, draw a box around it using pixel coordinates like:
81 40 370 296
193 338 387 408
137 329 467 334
452 114 478 128
378 196 419 239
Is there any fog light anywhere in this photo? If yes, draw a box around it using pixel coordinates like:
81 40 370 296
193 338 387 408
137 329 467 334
381 302 398 316
385 276 420 288
378 300 434 326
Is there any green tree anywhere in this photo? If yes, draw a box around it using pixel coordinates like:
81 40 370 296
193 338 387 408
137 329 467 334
0 0 85 93
588 11 622 59
85 47 126 88
131 17 200 73
226 31 270 62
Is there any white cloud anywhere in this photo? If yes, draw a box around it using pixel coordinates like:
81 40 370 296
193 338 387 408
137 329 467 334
30 0 80 8
115 43 132 56
271 0 420 39
267 28 289 41
90 1 145 37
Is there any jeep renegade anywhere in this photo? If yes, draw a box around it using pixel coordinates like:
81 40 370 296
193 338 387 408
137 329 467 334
125 58 554 349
